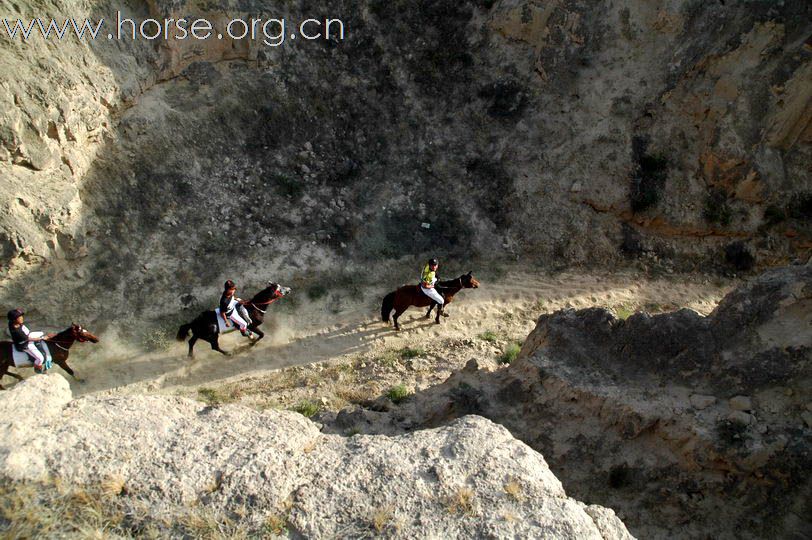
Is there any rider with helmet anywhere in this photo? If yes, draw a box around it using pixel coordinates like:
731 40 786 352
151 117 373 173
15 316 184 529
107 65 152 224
219 280 254 339
7 309 51 373
420 258 445 306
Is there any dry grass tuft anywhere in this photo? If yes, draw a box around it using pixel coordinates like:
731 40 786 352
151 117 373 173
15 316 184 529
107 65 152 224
503 478 525 502
445 486 476 516
371 504 396 533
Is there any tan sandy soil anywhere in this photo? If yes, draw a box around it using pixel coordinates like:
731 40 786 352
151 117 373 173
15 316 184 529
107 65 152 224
32 269 734 411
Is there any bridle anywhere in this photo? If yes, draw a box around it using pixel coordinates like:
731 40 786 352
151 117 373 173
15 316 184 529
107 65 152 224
247 289 283 313
435 277 464 291
48 328 91 351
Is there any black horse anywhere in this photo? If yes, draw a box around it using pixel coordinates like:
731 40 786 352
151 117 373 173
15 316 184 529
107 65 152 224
176 283 290 357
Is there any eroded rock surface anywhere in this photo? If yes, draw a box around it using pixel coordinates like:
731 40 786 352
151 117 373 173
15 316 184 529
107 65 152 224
327 265 811 538
0 373 632 539
1 1 810 330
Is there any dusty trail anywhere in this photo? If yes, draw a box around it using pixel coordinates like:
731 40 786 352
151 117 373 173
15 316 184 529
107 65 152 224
54 269 732 397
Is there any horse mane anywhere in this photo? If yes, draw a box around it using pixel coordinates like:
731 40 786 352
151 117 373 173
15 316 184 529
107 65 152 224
250 284 279 303
435 275 466 289
51 326 73 340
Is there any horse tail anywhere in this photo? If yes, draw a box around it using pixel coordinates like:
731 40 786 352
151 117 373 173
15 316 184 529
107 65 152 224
176 322 192 342
381 291 396 323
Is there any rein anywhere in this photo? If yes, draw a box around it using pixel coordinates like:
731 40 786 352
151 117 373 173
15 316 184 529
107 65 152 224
435 277 463 291
248 294 281 313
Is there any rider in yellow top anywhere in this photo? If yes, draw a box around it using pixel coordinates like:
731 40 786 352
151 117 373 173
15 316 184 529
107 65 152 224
420 258 445 306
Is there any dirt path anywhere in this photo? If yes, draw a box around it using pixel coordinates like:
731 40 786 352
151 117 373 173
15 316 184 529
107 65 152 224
52 269 732 400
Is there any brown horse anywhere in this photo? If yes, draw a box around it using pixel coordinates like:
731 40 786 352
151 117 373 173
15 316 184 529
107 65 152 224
0 324 100 389
381 272 480 330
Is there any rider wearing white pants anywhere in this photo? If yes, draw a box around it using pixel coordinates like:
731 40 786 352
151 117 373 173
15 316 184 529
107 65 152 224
420 258 445 305
220 280 254 338
7 309 47 372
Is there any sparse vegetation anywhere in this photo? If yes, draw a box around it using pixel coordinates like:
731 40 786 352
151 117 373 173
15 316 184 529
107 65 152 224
399 347 425 359
142 328 173 352
198 387 239 406
499 343 522 365
292 400 320 418
615 305 635 321
445 487 476 516
264 514 289 536
0 480 257 538
479 330 500 343
371 504 396 534
504 479 525 502
387 384 411 404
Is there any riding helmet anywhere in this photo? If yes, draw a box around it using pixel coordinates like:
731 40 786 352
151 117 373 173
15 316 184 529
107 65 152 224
224 280 236 290
7 308 23 321
429 258 439 267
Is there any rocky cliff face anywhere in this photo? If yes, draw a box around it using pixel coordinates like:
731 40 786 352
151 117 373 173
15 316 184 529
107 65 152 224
0 0 810 329
0 374 633 539
326 264 812 538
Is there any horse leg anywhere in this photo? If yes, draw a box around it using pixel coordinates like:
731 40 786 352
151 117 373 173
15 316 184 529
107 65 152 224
426 303 435 319
188 336 198 358
393 307 408 331
250 326 264 345
208 337 230 356
435 304 444 324
8 371 23 381
55 360 82 382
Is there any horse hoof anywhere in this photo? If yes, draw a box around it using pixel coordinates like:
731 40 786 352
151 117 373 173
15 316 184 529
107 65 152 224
435 320 441 325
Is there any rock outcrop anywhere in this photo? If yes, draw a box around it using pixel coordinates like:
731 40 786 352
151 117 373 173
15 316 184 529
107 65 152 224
1 1 810 330
0 373 632 539
328 265 811 538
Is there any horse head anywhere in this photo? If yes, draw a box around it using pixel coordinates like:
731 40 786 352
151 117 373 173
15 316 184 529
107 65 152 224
267 282 292 298
462 272 480 289
70 323 100 343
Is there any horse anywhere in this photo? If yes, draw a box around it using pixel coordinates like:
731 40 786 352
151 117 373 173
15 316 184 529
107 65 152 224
176 282 291 358
381 272 480 331
0 324 100 389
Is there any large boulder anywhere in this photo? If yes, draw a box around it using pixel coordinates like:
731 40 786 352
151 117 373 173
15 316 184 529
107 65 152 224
0 373 632 539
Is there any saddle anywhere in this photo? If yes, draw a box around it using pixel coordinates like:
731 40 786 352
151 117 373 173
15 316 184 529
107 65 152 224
214 308 239 335
11 341 53 368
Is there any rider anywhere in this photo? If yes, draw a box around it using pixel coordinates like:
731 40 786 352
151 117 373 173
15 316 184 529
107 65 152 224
420 258 445 307
7 309 50 373
219 280 254 339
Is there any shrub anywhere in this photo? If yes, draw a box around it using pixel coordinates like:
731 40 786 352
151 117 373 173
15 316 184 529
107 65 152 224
387 385 411 404
399 347 425 359
724 241 755 271
703 188 733 226
479 330 499 343
271 173 304 200
629 138 668 213
198 387 230 406
499 343 522 364
292 400 320 418
307 284 328 301
615 306 634 321
787 191 812 222
763 204 786 226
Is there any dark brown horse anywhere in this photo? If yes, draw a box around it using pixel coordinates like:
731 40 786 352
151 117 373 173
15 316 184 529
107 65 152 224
176 282 291 358
381 272 480 330
0 324 100 389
